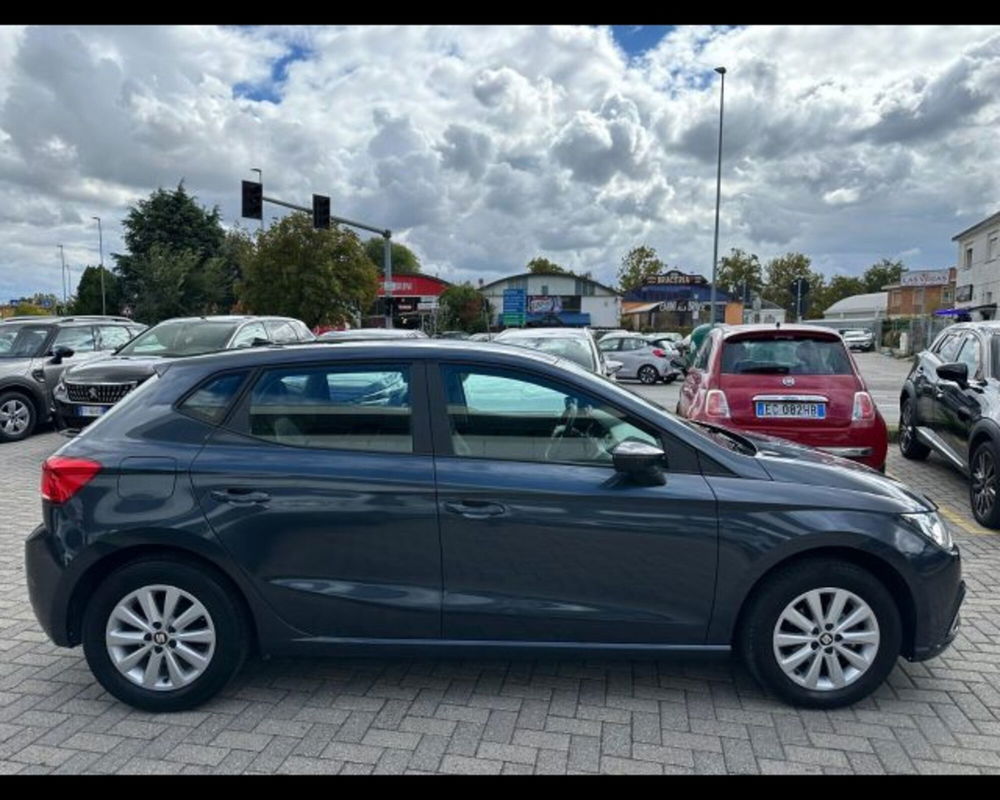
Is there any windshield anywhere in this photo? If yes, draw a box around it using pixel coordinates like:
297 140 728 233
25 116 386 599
501 336 596 370
721 336 853 375
116 320 240 357
0 324 51 358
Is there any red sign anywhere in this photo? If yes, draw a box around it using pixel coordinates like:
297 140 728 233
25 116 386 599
377 274 450 297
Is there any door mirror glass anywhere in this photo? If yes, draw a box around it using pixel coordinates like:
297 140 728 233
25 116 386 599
936 362 968 387
612 439 666 485
48 345 75 364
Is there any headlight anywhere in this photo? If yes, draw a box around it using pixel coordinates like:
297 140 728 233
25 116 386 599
53 381 67 400
901 511 953 550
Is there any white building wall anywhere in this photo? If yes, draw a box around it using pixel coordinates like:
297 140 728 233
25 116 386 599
481 274 621 326
581 295 621 327
956 218 1000 315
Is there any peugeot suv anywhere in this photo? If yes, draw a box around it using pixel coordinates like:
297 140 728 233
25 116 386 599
27 341 962 712
0 315 144 442
899 321 1000 527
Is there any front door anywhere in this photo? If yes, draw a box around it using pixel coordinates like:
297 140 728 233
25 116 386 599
431 363 719 644
936 332 987 465
191 360 442 639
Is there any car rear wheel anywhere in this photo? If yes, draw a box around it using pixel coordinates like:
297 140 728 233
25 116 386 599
970 439 1000 528
638 365 658 385
0 391 36 443
898 399 930 460
82 557 249 712
738 559 901 708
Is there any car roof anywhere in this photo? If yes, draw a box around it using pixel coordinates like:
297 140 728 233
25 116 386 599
149 315 296 324
717 323 843 341
0 315 136 325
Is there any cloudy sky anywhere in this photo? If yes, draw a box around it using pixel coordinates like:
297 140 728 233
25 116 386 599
1 24 998 302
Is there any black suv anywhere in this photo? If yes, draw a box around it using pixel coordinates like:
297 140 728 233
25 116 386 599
0 315 144 442
53 315 314 430
900 321 1000 526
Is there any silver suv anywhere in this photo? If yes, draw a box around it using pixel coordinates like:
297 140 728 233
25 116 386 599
0 316 145 442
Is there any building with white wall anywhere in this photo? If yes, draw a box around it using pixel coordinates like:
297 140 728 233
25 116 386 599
953 210 1000 320
479 272 622 329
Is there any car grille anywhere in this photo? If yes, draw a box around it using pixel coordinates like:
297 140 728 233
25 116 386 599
66 382 137 404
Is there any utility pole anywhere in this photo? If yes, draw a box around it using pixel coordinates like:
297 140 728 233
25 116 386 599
92 216 106 315
709 66 727 328
57 245 67 305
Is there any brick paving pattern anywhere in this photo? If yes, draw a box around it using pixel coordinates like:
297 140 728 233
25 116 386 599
1 425 997 774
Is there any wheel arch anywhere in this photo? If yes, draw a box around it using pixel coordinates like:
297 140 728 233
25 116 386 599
968 418 1000 464
730 546 917 659
0 377 46 419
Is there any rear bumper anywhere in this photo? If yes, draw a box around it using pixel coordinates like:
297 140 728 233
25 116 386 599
25 524 73 647
717 419 889 469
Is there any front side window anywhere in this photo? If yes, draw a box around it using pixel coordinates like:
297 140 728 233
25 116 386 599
0 324 51 358
598 338 620 352
956 335 981 377
231 322 268 348
692 336 713 371
53 326 96 353
440 365 659 465
245 365 412 452
936 332 963 363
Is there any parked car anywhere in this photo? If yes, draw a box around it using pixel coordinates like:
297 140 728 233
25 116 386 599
468 332 495 342
27 339 962 711
436 331 470 339
842 329 875 352
598 333 682 384
52 315 313 430
494 327 621 379
899 321 1000 526
319 328 427 342
0 315 145 442
646 331 683 344
678 324 888 471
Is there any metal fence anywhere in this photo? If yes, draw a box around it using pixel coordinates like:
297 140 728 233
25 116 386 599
880 315 954 356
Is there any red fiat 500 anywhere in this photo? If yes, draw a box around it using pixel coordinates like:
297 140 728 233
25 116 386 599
678 324 888 471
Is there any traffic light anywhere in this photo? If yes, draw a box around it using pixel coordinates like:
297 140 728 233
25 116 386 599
241 181 262 220
313 194 330 229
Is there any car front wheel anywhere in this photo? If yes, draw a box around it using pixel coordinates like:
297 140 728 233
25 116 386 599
898 399 930 460
638 365 658 385
0 390 36 443
738 559 901 708
970 439 1000 528
82 557 249 712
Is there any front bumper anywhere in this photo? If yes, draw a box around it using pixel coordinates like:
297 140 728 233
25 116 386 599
909 548 964 662
52 398 111 431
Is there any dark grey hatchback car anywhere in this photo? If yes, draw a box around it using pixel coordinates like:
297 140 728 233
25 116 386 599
26 341 963 712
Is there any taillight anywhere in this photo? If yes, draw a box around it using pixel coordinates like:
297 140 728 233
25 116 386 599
41 456 102 504
705 389 731 418
652 348 667 358
852 391 876 421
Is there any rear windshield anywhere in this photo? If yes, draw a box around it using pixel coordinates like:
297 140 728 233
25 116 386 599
117 320 239 357
721 336 853 375
501 337 595 370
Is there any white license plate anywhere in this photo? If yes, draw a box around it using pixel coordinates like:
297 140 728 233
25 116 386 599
755 401 826 419
77 405 108 418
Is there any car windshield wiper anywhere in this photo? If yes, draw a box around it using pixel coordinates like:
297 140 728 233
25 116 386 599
686 420 757 455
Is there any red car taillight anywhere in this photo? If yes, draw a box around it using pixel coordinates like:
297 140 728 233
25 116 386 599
705 389 731 418
652 348 667 358
852 391 876 421
41 456 102 504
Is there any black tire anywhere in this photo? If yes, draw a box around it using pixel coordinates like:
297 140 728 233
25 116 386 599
82 556 249 712
638 365 658 385
898 398 930 461
738 559 901 709
0 390 37 443
662 374 677 385
970 439 1000 528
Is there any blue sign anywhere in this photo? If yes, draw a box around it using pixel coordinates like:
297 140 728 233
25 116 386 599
502 288 526 313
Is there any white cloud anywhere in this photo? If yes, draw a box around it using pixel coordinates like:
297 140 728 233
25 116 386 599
1 24 999 303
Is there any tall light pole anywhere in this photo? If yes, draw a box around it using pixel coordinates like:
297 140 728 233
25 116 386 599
251 168 263 232
709 66 726 327
57 245 67 305
92 216 106 315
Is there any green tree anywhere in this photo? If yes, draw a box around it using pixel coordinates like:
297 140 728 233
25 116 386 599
761 252 825 319
815 274 866 315
364 237 422 276
73 266 123 316
114 182 227 310
237 213 378 328
129 245 230 324
715 248 763 302
438 283 489 333
526 257 570 274
618 245 664 293
861 258 904 293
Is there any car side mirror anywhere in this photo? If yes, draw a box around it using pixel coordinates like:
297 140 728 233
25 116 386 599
606 360 624 375
937 362 968 387
612 439 666 486
48 345 74 364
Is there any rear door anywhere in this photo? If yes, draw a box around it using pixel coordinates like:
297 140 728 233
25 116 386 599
190 359 442 639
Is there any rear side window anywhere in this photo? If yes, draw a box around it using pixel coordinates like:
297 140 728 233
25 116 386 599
244 365 412 452
692 336 713 370
721 336 853 375
179 372 248 424
97 325 133 350
935 333 963 363
266 321 299 344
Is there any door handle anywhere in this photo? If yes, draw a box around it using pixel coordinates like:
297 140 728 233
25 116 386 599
444 500 506 519
211 489 271 505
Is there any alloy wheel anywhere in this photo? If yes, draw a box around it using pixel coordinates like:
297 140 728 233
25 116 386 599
899 403 914 451
772 587 880 691
105 584 216 692
972 448 997 521
0 398 30 436
638 366 657 385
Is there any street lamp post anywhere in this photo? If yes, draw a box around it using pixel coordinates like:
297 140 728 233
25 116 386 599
91 216 106 315
57 245 67 305
709 66 727 327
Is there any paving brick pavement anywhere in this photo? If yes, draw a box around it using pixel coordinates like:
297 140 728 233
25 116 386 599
0 431 997 774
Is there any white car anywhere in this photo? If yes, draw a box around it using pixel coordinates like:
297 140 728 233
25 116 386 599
841 329 874 351
494 327 622 379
